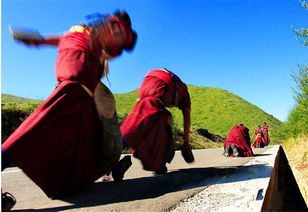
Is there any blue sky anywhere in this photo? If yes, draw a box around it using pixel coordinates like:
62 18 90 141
1 0 307 122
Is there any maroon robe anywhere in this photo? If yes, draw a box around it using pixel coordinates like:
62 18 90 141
2 31 107 198
224 125 253 157
263 124 270 144
121 69 190 171
252 128 265 148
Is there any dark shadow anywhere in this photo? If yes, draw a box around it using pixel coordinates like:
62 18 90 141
253 153 272 157
13 163 273 212
256 188 264 200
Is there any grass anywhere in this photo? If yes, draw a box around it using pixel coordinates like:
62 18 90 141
2 85 285 148
2 94 42 105
114 85 285 143
282 135 308 203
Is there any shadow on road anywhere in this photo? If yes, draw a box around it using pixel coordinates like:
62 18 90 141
12 163 272 212
253 153 272 157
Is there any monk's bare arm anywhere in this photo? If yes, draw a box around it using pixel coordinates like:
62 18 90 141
40 36 61 46
15 35 62 47
182 105 191 144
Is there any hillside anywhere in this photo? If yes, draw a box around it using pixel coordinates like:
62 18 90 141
2 85 285 143
2 94 42 105
114 85 284 142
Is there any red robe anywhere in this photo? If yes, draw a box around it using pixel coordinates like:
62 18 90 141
263 124 270 144
121 69 190 171
252 129 265 148
2 31 107 198
224 125 253 157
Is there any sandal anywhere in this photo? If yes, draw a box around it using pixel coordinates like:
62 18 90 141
102 175 112 182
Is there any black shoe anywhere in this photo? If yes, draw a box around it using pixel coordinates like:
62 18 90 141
2 191 16 211
231 144 239 157
154 166 167 175
112 155 132 182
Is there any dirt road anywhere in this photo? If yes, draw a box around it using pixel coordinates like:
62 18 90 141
2 147 270 211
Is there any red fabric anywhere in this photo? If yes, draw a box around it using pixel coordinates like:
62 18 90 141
224 125 253 157
59 31 102 61
252 129 265 148
140 69 191 109
145 69 174 84
2 31 106 198
121 97 172 171
263 131 270 144
121 70 190 171
263 124 270 144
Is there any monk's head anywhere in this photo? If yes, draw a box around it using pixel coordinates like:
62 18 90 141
92 10 137 58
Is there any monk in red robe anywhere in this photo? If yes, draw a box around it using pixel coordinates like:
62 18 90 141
223 124 253 157
120 69 194 174
252 126 265 148
2 10 137 201
262 122 270 146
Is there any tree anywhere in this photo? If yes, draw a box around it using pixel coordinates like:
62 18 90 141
286 1 308 137
286 65 308 137
294 1 308 46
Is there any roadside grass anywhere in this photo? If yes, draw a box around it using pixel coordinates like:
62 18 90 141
282 135 308 204
175 130 223 150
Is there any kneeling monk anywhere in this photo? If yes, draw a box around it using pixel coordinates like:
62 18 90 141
121 69 194 174
224 124 253 157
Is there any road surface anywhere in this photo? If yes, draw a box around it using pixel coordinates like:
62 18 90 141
2 147 270 211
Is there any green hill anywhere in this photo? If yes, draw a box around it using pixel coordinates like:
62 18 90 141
114 85 284 142
2 85 285 144
2 94 42 105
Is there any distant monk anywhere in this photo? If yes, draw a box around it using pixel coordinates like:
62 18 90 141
262 122 270 146
252 126 265 148
224 124 253 157
120 69 194 175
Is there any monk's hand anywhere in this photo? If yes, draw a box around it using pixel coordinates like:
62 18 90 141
15 38 42 47
181 142 195 163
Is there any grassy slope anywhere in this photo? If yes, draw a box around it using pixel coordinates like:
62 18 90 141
2 94 42 105
2 85 285 143
114 85 284 143
1 94 42 113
